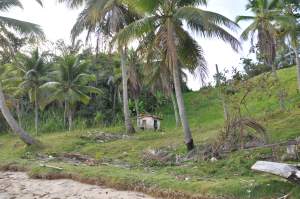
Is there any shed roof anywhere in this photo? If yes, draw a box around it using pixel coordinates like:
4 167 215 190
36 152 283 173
138 114 162 120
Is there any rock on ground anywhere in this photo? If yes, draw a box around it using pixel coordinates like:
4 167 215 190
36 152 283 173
0 172 156 199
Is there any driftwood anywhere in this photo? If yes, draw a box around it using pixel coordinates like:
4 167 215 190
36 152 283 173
251 161 300 185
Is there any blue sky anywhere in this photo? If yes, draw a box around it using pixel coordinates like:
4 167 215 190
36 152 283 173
5 0 253 90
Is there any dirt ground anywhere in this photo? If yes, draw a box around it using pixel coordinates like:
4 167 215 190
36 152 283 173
0 172 156 199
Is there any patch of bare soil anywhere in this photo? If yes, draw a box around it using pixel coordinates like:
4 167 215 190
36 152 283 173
0 172 156 199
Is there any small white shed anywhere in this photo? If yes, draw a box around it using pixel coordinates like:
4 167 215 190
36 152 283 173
138 114 162 131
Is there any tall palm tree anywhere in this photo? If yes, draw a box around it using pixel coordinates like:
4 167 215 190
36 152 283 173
40 54 102 131
116 0 240 151
15 49 50 135
127 49 142 125
0 0 44 145
59 0 139 134
236 0 282 77
276 0 300 90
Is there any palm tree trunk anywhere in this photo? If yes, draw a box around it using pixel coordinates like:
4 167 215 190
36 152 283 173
292 46 300 91
64 100 67 128
134 98 139 127
112 87 117 122
34 87 38 135
120 48 135 134
68 105 72 132
171 91 180 128
0 84 37 145
16 100 22 128
167 19 194 151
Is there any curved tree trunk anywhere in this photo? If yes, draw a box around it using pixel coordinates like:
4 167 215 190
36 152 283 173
171 91 180 128
120 48 135 134
167 19 194 151
0 84 37 145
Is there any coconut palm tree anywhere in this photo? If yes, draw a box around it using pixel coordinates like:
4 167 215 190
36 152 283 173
59 0 140 134
127 49 142 125
0 0 44 145
15 49 50 135
40 54 102 131
116 0 240 151
236 0 283 77
276 0 300 90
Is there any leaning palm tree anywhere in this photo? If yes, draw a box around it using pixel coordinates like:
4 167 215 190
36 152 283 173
116 0 240 151
236 0 282 77
0 0 44 145
59 0 139 134
40 54 102 131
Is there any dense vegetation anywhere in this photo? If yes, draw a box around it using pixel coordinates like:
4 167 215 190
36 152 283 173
0 0 300 198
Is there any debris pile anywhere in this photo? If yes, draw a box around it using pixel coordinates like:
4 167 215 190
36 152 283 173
80 131 130 143
142 148 177 166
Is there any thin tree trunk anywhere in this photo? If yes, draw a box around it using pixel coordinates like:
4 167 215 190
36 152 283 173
134 98 139 127
216 65 229 121
16 100 22 128
64 100 67 128
68 106 72 132
112 87 117 122
167 19 194 151
171 91 180 128
34 87 38 136
120 48 135 134
292 46 300 91
0 84 38 145
271 64 278 79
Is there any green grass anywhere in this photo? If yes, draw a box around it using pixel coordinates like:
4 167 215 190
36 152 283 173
1 66 300 198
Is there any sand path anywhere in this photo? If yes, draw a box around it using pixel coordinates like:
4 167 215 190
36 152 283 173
0 172 156 199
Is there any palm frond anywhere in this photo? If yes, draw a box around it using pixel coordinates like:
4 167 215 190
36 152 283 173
235 15 255 23
58 0 85 8
175 7 240 32
115 16 157 46
0 0 23 11
0 16 45 38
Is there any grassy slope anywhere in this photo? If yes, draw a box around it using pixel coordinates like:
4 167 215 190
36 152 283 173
1 67 300 198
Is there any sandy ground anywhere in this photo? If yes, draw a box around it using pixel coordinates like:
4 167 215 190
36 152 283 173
0 172 156 199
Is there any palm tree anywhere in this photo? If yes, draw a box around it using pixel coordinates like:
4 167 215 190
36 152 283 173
0 0 44 145
127 49 142 126
59 0 139 134
276 0 300 90
40 54 102 131
236 0 282 77
116 0 240 151
15 49 50 135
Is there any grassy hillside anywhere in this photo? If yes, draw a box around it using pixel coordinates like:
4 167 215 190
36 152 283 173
1 66 300 198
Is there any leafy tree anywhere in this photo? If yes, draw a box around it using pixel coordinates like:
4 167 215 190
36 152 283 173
15 49 50 135
0 0 44 145
40 54 102 131
276 0 300 90
59 0 140 134
116 0 240 151
237 0 283 77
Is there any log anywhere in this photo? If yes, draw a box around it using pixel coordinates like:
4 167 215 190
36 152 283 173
251 161 300 185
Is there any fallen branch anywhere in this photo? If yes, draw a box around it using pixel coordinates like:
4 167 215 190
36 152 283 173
39 164 63 171
223 139 299 154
